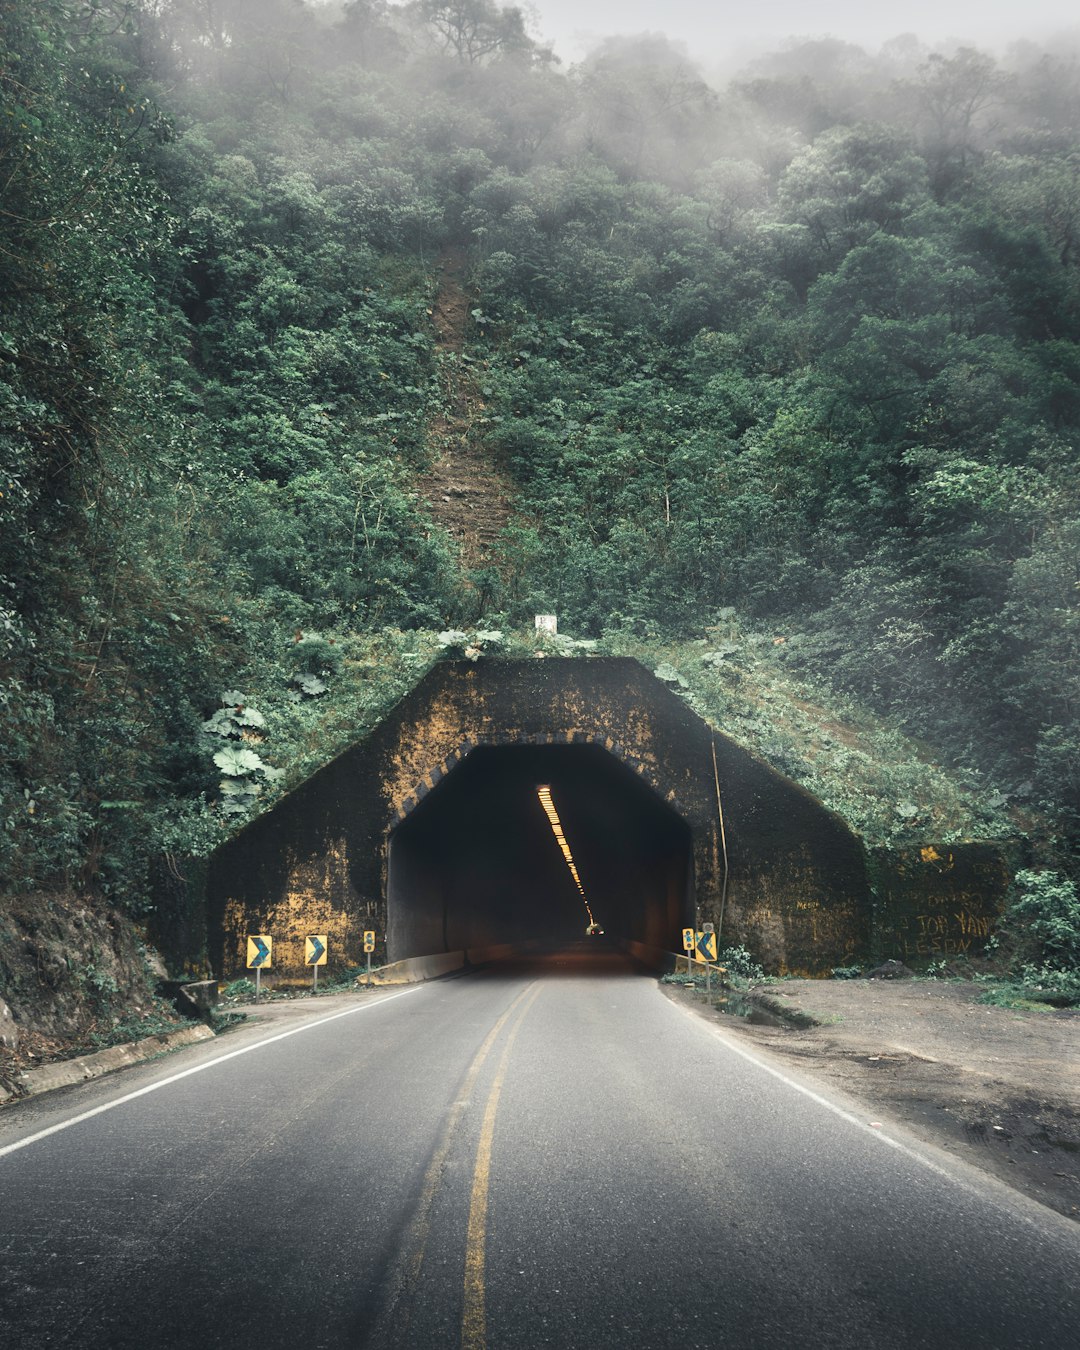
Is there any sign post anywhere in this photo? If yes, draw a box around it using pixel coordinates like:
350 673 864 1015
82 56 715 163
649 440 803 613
702 923 716 996
305 934 328 991
363 930 376 984
246 935 272 1001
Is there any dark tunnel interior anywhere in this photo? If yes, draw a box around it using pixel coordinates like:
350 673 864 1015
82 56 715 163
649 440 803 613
385 745 693 961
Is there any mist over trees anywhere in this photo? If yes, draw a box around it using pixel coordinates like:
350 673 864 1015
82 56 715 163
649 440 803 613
3 0 1080 908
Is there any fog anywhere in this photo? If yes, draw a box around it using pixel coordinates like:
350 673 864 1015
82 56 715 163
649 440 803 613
527 0 1080 63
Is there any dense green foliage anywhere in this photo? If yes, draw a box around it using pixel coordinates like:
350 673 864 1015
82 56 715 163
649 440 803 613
2 0 1080 919
980 868 1080 1004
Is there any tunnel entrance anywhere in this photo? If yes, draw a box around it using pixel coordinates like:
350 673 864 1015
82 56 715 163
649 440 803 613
205 658 896 980
386 744 693 962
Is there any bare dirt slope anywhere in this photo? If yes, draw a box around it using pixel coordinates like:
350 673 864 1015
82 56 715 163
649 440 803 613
417 246 516 571
664 978 1080 1223
0 890 175 1097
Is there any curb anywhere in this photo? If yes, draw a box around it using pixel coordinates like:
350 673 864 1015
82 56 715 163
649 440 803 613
0 1024 216 1104
365 939 547 986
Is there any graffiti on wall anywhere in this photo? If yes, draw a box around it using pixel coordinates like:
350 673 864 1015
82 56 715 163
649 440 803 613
879 843 1010 964
903 907 993 959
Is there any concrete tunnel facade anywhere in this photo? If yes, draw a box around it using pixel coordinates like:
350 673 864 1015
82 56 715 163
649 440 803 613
204 658 883 981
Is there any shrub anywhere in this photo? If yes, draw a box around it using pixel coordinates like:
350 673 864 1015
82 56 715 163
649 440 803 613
718 944 765 983
989 869 1080 1007
1016 964 1080 1005
1007 869 1080 970
221 977 258 1000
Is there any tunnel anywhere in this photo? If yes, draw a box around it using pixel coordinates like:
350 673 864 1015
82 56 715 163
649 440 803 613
385 744 693 961
202 658 912 980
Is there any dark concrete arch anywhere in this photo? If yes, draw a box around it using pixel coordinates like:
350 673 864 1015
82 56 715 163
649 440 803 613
205 658 875 980
387 729 695 830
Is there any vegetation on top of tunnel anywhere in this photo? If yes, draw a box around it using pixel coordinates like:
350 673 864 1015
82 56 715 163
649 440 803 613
186 619 1017 855
601 627 1017 847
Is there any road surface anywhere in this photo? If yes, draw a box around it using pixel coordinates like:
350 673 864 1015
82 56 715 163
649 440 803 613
1 948 1077 1348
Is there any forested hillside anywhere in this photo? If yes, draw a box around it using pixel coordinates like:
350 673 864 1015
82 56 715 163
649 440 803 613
3 0 1080 955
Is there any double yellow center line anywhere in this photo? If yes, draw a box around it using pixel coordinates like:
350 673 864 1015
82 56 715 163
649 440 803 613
376 981 542 1349
461 983 541 1348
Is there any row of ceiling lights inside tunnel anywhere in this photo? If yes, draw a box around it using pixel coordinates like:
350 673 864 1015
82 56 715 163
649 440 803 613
536 784 600 933
527 621 600 932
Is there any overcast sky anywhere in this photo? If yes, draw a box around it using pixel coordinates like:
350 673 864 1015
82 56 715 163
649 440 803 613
524 0 1080 64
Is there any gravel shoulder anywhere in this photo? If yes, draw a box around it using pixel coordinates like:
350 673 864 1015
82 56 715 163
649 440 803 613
662 977 1080 1223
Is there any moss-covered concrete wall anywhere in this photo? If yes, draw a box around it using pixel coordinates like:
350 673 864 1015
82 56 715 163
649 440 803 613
203 659 1014 981
869 844 1015 965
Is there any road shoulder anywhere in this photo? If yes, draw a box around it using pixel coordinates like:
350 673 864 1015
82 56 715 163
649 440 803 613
660 976 1080 1224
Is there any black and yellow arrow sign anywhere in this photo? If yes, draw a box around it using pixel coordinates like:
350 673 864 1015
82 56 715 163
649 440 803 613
246 935 272 969
695 931 718 963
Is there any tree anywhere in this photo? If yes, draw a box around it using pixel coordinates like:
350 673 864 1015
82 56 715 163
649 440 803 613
335 0 406 68
695 158 768 242
777 123 930 265
410 0 542 66
574 34 718 186
904 48 1010 191
157 0 316 102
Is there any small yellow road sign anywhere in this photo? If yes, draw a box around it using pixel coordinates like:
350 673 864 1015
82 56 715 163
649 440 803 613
682 928 695 951
363 930 376 953
305 935 328 966
246 935 272 969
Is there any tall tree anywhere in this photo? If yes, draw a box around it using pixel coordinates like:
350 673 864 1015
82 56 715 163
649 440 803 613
410 0 541 66
905 47 1010 191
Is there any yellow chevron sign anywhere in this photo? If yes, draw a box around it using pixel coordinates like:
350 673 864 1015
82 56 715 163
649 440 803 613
246 935 272 969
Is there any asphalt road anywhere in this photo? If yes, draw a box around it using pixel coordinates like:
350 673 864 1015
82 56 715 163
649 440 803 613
1 948 1078 1349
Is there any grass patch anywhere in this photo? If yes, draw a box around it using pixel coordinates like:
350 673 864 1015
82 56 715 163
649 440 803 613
976 982 1059 1012
220 977 259 1002
602 627 1013 847
87 1007 181 1049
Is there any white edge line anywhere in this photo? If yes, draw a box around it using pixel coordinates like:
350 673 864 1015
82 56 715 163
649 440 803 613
669 996 1077 1236
703 1011 945 1166
0 986 423 1160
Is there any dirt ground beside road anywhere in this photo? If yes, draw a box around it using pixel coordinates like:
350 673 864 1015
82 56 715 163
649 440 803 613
663 977 1080 1223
